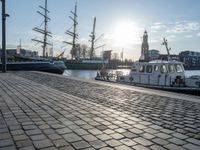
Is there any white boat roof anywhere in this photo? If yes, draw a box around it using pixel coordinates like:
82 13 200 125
134 60 183 64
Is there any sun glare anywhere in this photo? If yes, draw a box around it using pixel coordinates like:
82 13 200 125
112 21 143 48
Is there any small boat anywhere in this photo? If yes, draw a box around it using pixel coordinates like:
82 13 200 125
95 32 200 95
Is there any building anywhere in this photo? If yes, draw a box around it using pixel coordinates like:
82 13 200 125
159 54 180 61
148 49 160 61
139 30 149 62
103 50 112 61
179 51 200 69
0 49 38 61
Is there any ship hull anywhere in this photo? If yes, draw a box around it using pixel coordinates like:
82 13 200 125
65 60 108 70
0 61 66 74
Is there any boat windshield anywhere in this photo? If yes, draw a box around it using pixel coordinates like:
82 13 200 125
139 65 145 73
146 65 152 73
131 66 137 72
175 64 183 73
168 64 175 73
160 65 167 73
154 65 159 72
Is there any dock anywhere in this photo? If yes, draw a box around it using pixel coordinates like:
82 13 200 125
0 71 200 150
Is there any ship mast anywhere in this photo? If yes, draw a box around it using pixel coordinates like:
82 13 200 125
89 17 96 59
162 38 171 61
63 1 78 60
32 0 52 57
89 17 105 59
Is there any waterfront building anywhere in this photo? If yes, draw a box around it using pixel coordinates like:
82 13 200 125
179 51 200 69
0 49 38 61
148 49 160 61
159 54 180 61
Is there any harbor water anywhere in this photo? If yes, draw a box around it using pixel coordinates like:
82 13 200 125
63 69 200 80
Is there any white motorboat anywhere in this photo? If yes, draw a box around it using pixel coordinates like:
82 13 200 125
95 32 200 95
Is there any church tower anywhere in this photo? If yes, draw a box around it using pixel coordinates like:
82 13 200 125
140 30 149 62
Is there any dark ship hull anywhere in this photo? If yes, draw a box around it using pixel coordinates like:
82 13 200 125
0 61 66 74
65 60 108 70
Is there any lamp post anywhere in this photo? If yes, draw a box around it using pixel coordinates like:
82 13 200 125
1 0 9 72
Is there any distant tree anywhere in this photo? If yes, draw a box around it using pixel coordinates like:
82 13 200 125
112 53 119 60
80 44 88 59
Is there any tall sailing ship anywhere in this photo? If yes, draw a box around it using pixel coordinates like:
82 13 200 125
11 0 66 74
63 2 108 70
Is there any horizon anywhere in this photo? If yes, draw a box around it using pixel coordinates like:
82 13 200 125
1 0 200 60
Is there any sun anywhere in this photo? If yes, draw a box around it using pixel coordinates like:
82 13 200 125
112 21 142 47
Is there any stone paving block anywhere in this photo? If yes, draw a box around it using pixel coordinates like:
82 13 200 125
33 139 53 149
122 131 138 139
115 145 132 150
164 143 186 150
109 133 124 140
105 139 122 147
25 129 42 136
41 146 58 150
186 138 200 146
132 144 150 150
74 128 89 136
13 134 29 141
142 133 155 140
53 139 69 148
19 146 35 150
88 128 103 135
152 138 169 146
30 134 46 141
99 147 114 150
183 143 200 150
89 140 107 149
63 133 82 143
129 128 144 134
0 139 14 147
72 141 90 149
16 139 33 148
133 137 153 146
168 137 186 145
103 129 115 135
47 133 62 140
0 146 17 150
120 138 137 146
155 132 172 139
82 134 98 142
59 145 75 150
150 145 167 150
96 134 112 141
172 133 188 140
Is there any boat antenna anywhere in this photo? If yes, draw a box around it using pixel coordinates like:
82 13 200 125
162 37 171 61
63 1 78 60
32 0 52 57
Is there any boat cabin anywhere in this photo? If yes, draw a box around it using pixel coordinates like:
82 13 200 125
117 60 186 87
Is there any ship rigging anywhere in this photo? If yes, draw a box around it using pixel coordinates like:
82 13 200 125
63 1 78 60
32 0 52 57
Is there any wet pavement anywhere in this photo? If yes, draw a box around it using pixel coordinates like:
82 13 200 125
0 71 200 150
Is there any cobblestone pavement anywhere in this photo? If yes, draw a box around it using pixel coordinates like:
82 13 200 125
0 72 199 150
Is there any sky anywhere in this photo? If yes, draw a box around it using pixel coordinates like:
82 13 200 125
1 0 200 60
